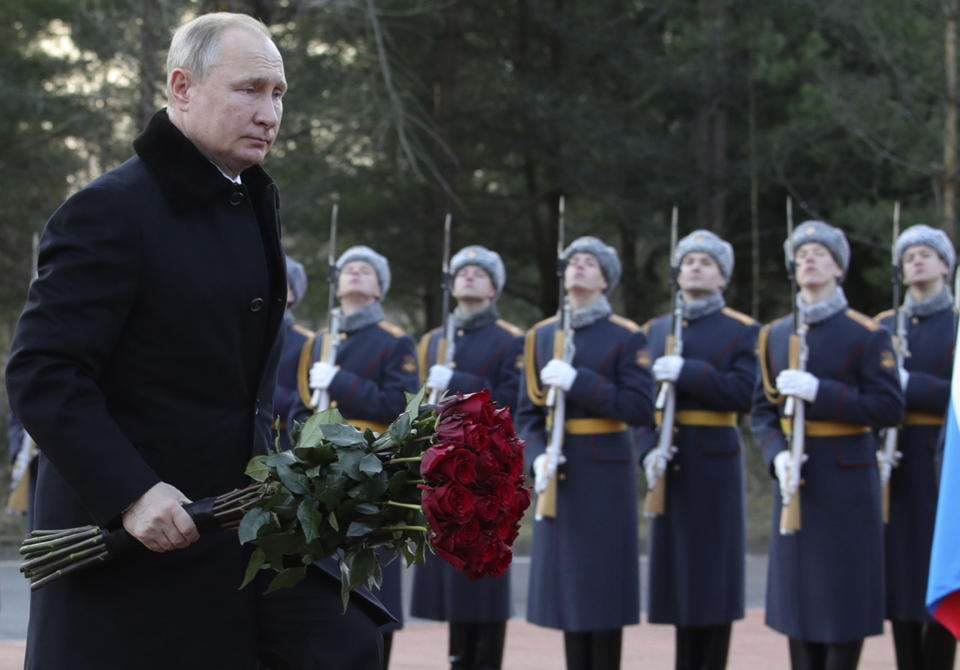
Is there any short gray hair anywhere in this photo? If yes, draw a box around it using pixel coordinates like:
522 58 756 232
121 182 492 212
166 12 271 97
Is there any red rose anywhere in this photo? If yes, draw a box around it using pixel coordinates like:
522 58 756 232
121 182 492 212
421 481 476 525
454 518 480 545
438 390 495 424
475 495 501 522
473 448 500 481
481 547 512 579
420 444 477 485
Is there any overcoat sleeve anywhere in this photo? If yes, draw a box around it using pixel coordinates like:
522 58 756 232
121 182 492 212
5 186 160 527
675 323 760 413
565 330 656 427
328 334 420 423
808 327 905 428
448 335 524 410
904 372 950 414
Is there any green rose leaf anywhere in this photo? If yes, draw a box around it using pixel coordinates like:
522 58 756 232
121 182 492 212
265 450 297 468
238 508 274 544
358 452 383 476
297 499 325 544
389 411 412 443
346 519 378 537
276 461 310 495
404 386 426 415
239 547 266 589
321 423 366 447
337 448 365 481
265 566 307 594
354 503 380 515
328 512 339 531
244 456 271 482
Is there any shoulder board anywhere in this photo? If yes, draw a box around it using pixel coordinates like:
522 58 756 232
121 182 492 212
844 309 881 332
495 319 524 337
291 323 314 338
531 315 559 331
874 308 895 322
608 314 641 332
377 321 407 337
720 307 757 326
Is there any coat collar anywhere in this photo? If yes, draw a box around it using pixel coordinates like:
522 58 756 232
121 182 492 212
132 109 274 215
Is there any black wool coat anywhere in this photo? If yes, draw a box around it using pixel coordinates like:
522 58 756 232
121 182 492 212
6 111 383 669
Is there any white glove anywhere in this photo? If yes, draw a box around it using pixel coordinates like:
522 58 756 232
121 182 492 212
426 365 454 393
308 361 338 391
533 453 567 494
776 370 819 403
540 359 577 392
773 450 793 500
898 367 909 391
876 447 903 484
652 355 684 383
642 447 677 490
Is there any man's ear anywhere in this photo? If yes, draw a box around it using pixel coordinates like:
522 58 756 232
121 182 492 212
168 69 192 111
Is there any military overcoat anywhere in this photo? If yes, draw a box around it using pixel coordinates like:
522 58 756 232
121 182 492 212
876 304 957 622
516 313 655 632
410 316 524 621
752 308 904 643
640 306 758 626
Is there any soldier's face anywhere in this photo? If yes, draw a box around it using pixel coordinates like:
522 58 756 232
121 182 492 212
337 261 380 300
169 27 286 178
564 252 608 294
677 252 726 294
453 265 496 301
795 242 842 288
902 244 948 285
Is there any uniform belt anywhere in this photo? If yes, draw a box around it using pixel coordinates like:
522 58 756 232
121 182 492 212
655 410 738 427
779 418 871 437
564 419 629 434
903 412 944 426
347 420 389 434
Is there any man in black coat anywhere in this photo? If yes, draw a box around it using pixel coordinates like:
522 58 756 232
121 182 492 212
6 12 387 669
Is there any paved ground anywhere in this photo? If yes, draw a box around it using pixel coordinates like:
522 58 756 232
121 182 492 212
0 556 955 669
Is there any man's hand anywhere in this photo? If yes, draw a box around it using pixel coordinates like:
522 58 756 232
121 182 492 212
426 365 454 393
533 453 566 494
776 369 819 403
652 355 684 383
540 359 577 391
308 361 338 391
642 447 677 490
122 482 199 552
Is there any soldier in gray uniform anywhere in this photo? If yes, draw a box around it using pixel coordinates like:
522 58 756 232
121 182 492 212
752 221 904 670
641 230 758 670
876 225 958 670
517 236 655 670
411 245 524 670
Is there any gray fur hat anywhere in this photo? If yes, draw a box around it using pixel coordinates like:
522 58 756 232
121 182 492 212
336 245 391 298
450 245 506 296
563 235 621 293
285 256 307 307
674 229 734 279
895 224 956 275
785 220 851 279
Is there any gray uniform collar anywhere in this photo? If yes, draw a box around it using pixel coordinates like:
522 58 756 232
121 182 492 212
571 295 613 329
342 302 384 333
454 303 499 331
797 286 849 325
904 287 954 318
682 292 726 321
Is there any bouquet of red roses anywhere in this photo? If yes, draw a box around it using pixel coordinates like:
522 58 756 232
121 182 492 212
19 388 530 608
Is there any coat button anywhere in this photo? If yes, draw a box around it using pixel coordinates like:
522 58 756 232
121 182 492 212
229 190 245 206
249 297 265 312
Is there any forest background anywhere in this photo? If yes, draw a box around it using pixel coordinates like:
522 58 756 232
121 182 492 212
1 0 958 550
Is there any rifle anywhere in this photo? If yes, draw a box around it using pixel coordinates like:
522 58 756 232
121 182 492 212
8 232 41 515
535 196 575 520
880 202 907 523
780 197 807 535
312 204 342 411
427 213 454 404
644 206 681 518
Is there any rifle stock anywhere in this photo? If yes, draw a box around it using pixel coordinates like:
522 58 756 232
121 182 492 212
780 332 805 534
880 201 904 523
